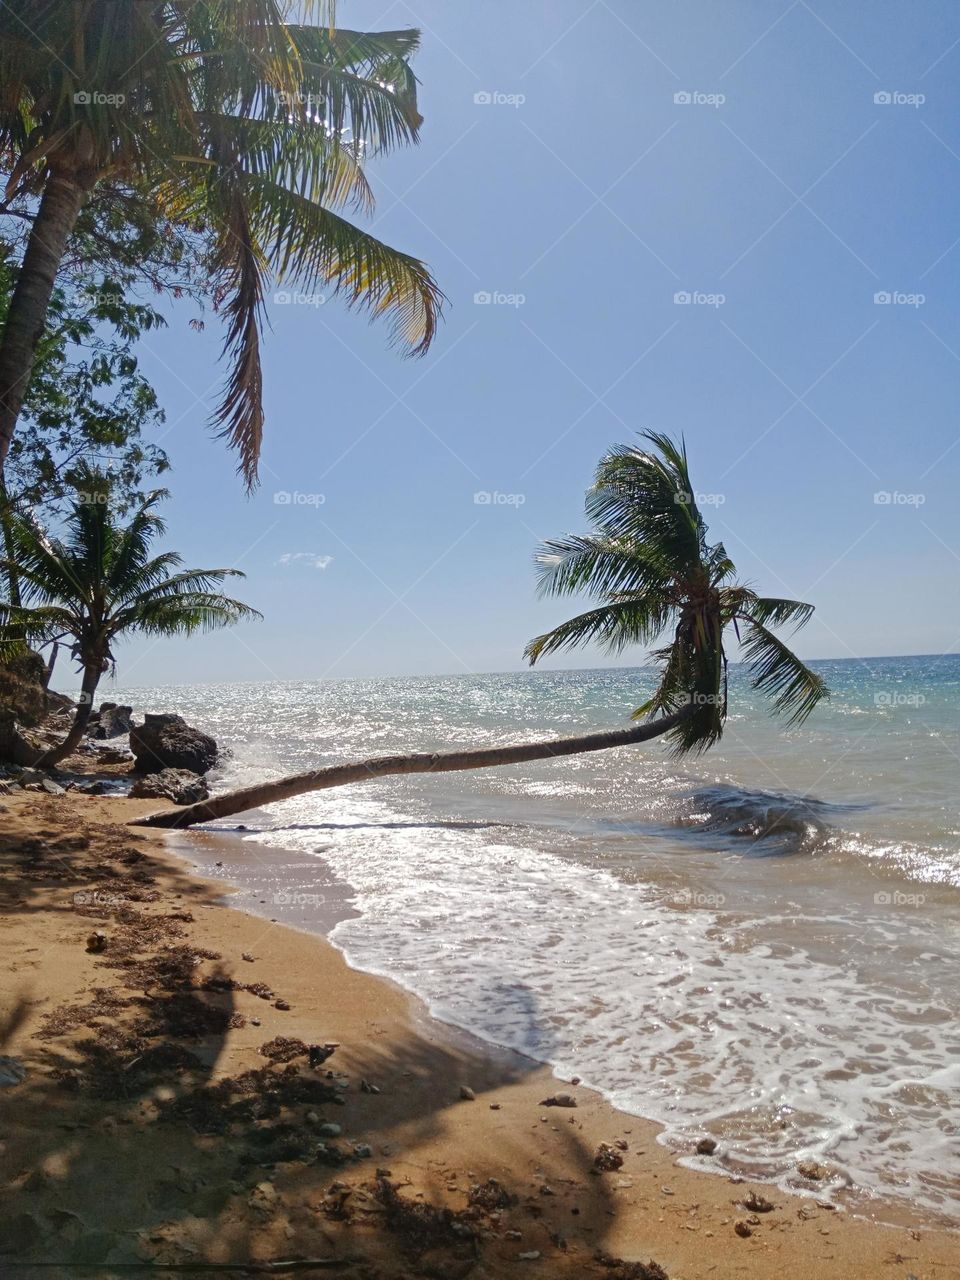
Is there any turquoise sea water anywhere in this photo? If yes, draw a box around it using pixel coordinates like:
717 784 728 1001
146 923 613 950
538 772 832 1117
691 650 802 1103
111 656 960 1223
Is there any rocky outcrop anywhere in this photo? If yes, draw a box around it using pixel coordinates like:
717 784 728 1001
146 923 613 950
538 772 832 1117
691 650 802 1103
0 651 47 726
129 768 210 805
0 710 45 767
88 703 134 740
130 714 218 776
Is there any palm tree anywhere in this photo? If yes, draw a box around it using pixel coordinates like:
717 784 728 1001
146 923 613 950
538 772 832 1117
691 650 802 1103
0 474 260 767
524 432 827 752
0 1 442 484
132 433 826 829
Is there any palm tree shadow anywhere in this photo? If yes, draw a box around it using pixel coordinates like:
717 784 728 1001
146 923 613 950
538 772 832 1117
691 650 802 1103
0 808 633 1278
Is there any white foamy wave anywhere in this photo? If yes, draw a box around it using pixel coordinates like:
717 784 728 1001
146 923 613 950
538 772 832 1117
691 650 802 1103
246 787 960 1223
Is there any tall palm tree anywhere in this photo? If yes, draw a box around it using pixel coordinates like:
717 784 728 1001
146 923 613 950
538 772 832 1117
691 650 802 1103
0 474 260 767
0 0 442 484
132 433 827 829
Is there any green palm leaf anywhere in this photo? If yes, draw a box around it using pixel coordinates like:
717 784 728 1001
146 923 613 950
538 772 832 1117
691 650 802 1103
739 617 827 724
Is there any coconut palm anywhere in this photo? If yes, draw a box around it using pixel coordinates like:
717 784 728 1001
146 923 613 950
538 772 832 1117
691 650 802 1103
132 433 827 830
525 431 827 752
0 474 260 767
0 0 442 484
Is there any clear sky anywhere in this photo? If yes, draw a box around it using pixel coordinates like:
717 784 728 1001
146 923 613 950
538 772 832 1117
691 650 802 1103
111 0 960 687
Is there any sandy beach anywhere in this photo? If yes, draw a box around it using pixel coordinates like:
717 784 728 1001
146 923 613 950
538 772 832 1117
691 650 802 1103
0 783 956 1279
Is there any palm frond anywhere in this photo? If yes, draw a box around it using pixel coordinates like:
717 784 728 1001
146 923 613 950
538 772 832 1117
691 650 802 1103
741 596 816 630
525 594 673 665
532 533 671 600
739 617 827 724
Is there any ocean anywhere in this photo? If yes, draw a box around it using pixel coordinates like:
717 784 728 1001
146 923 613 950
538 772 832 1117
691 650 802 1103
111 655 960 1224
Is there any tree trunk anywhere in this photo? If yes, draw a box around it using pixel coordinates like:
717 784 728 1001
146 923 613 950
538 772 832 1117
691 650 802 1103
34 663 100 768
0 170 91 468
130 707 692 829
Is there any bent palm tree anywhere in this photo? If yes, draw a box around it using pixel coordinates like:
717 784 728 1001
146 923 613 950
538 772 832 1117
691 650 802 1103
0 0 442 483
132 433 826 829
0 476 260 767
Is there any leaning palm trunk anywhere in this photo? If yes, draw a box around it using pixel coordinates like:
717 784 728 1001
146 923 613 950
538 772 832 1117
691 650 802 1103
33 662 100 768
130 707 694 829
0 170 91 467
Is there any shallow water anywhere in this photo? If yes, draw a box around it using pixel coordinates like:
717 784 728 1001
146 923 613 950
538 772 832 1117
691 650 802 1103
111 656 960 1223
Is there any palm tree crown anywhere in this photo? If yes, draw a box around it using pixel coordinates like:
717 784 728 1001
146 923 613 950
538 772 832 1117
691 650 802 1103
0 0 442 482
525 432 828 753
0 473 260 765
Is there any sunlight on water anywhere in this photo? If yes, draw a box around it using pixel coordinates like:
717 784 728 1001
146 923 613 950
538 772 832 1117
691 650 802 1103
111 656 960 1223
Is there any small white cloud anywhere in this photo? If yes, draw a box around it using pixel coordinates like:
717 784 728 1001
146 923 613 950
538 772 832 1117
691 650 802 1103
276 552 334 570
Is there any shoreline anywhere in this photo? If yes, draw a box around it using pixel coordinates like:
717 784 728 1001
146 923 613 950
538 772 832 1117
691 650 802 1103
1 787 957 1278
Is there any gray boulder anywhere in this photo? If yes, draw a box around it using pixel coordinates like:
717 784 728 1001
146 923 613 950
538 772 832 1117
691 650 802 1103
129 768 209 805
129 713 218 776
88 703 134 740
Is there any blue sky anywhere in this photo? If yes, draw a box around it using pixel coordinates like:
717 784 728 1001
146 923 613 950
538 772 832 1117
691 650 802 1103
113 0 960 687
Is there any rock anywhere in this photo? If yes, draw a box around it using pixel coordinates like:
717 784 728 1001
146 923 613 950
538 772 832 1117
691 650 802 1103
80 781 109 795
0 711 48 767
274 999 291 1011
517 1251 541 1261
88 702 134 740
248 1182 278 1213
359 1077 379 1093
130 713 218 775
86 932 107 953
95 747 131 765
696 1137 718 1155
540 1093 577 1107
797 1160 827 1180
40 778 65 796
318 1123 342 1138
305 1112 320 1124
129 768 209 805
353 1143 373 1159
242 952 255 962
309 1044 338 1068
459 1085 476 1101
734 1221 752 1238
19 767 48 785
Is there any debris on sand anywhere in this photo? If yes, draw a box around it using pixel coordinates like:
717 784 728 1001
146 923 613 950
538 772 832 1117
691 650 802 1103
593 1143 625 1173
467 1178 517 1211
373 1174 480 1261
742 1191 775 1213
539 1092 577 1107
459 1084 476 1101
259 1036 310 1063
735 1220 753 1238
595 1248 670 1279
